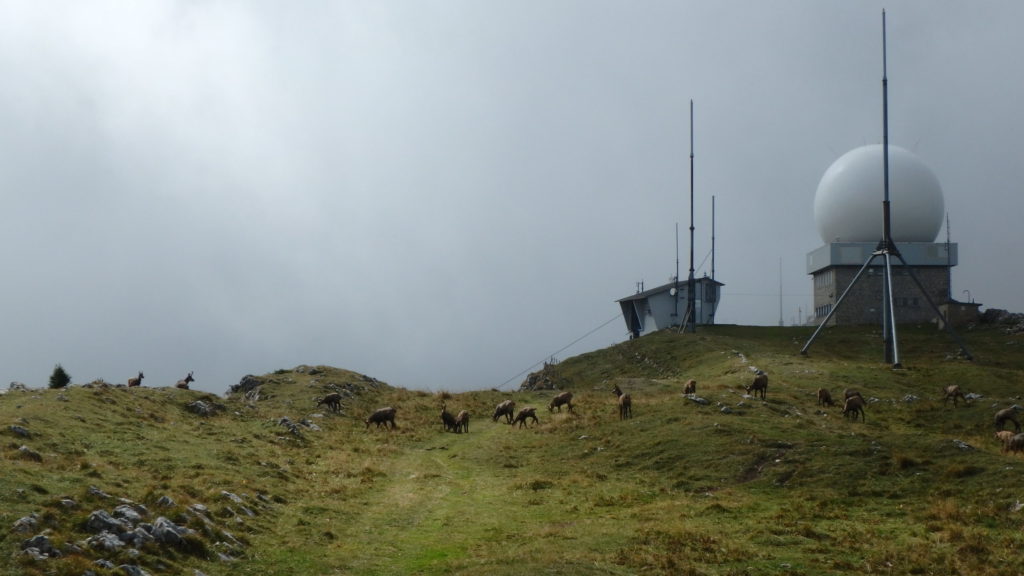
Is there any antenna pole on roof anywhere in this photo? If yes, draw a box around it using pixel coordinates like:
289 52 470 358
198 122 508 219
674 222 680 320
710 195 716 324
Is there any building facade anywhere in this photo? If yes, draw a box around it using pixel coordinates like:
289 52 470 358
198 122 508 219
807 242 956 325
617 276 724 339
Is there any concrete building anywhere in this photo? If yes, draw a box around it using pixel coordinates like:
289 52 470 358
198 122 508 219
807 242 955 325
618 275 724 339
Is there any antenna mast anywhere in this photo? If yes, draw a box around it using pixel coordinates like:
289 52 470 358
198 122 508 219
778 258 784 327
801 9 972 363
880 9 900 365
710 195 716 324
686 99 696 333
711 195 716 281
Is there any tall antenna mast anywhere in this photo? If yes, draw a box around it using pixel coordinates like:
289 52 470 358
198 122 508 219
880 8 900 365
686 99 696 333
801 9 972 363
778 258 784 327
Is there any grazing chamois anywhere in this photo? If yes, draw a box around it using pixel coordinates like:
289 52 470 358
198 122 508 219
365 407 397 430
942 385 967 407
128 372 144 388
548 391 574 413
996 430 1016 453
176 371 194 390
683 380 697 395
492 400 516 423
745 372 767 400
817 388 835 407
455 410 470 434
612 384 632 420
512 407 539 428
995 406 1023 432
1006 433 1024 455
843 394 866 422
316 392 343 413
441 403 458 432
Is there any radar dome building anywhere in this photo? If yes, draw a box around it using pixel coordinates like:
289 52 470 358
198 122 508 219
807 145 975 326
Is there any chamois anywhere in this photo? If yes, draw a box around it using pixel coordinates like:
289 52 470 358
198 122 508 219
843 394 866 422
365 407 397 430
1007 433 1024 455
745 372 767 400
316 392 343 413
441 403 458 432
492 400 516 423
942 385 967 407
995 406 1023 432
176 371 194 390
817 388 835 407
612 384 632 420
995 430 1016 453
512 407 539 428
455 410 470 434
548 391 574 413
127 372 144 387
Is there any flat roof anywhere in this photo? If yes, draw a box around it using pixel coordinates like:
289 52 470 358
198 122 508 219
617 276 724 303
806 242 957 274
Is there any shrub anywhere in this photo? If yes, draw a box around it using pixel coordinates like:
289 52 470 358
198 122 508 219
49 364 71 389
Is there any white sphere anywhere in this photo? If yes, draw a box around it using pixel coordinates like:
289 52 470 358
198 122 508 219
814 145 944 244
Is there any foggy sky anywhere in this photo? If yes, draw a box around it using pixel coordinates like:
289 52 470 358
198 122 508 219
1 1 1021 393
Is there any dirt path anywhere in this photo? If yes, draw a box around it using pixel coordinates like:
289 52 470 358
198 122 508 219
336 421 521 574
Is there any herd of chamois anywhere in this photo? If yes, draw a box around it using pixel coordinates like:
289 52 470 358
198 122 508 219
123 371 194 389
343 383 637 435
328 368 1024 459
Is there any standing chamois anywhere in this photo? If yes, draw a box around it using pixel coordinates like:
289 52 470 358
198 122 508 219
612 384 632 420
441 403 459 432
365 407 397 430
455 410 470 434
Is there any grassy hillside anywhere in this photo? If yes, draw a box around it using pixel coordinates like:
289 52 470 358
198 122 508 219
3 324 1024 575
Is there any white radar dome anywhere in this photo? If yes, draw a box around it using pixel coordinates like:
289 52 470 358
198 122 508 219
813 144 944 244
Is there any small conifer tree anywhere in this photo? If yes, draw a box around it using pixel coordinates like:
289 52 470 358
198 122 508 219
49 363 71 389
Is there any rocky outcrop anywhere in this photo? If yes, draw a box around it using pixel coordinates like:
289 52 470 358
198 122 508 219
13 486 268 572
979 308 1024 333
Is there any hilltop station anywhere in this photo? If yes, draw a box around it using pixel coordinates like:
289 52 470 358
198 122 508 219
617 276 723 339
807 144 980 328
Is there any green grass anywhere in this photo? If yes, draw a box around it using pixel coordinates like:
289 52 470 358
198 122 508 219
3 326 1024 575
